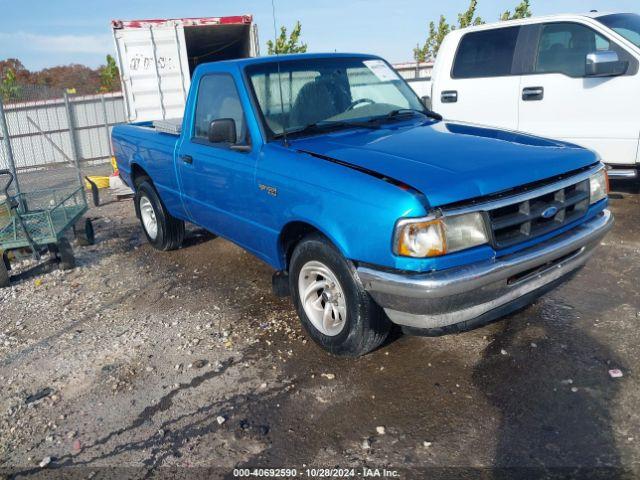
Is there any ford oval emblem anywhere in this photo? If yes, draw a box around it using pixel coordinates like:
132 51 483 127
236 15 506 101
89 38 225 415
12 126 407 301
541 206 559 219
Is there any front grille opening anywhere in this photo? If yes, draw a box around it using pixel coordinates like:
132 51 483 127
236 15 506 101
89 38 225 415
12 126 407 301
489 179 589 249
507 248 581 285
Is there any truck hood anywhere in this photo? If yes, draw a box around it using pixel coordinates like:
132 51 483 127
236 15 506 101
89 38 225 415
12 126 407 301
292 120 598 207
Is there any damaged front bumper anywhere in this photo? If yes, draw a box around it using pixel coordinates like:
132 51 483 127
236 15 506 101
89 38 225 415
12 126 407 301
357 210 614 335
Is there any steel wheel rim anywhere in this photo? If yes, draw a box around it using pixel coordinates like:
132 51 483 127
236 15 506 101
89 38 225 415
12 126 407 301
139 195 158 240
298 260 348 337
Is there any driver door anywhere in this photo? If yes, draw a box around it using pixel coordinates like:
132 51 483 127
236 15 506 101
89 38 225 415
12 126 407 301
176 73 259 250
518 21 640 166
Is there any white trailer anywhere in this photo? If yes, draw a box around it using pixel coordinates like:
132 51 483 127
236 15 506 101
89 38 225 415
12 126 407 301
111 15 259 123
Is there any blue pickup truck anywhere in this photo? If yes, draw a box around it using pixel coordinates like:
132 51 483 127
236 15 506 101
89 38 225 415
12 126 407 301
113 53 613 356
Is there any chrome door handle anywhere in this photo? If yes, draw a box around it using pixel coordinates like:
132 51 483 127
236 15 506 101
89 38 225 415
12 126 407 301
180 154 193 164
522 87 544 101
441 90 458 103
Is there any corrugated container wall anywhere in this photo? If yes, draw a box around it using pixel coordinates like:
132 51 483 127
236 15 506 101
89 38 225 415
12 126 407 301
112 15 259 123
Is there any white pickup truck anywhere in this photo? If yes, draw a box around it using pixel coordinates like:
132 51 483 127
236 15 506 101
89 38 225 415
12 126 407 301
430 12 640 180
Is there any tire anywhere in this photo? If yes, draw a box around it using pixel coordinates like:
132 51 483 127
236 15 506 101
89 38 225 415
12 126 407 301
58 238 76 270
0 254 10 288
135 178 184 251
75 218 95 246
289 233 390 357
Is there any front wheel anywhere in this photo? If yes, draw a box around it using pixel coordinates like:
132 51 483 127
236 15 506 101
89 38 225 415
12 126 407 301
135 178 184 251
289 234 390 357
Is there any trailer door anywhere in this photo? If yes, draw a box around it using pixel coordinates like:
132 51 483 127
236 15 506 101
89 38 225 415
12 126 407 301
113 21 191 122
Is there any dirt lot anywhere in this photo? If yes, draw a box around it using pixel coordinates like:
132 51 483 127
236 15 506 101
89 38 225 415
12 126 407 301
0 182 638 479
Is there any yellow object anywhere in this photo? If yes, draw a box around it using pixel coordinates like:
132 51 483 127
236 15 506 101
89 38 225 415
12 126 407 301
84 176 110 190
110 156 118 173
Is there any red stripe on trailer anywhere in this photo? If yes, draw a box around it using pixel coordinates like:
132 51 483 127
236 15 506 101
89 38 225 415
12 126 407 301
218 16 252 25
112 15 252 29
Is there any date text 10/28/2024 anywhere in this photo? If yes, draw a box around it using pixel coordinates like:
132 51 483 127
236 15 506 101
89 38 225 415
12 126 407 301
233 468 400 478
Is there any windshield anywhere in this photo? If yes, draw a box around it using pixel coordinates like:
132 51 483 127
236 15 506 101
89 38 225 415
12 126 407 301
246 57 425 138
598 13 640 48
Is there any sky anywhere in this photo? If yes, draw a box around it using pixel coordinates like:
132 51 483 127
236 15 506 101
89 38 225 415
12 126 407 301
0 0 638 70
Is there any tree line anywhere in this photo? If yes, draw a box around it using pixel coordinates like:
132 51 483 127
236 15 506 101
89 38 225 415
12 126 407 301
414 0 532 61
0 55 120 102
267 1 533 61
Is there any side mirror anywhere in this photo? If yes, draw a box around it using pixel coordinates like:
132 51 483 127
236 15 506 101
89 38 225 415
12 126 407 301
208 118 237 144
586 51 628 77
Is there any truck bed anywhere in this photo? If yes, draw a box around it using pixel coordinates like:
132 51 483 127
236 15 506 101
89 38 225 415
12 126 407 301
111 122 186 219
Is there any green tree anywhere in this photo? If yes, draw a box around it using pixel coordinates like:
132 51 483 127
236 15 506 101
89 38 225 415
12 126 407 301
414 1 482 62
501 0 533 20
267 21 308 55
414 15 451 61
98 54 120 93
458 0 484 28
0 68 21 102
414 0 534 61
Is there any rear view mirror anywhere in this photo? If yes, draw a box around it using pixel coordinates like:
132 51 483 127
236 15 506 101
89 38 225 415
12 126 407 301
586 51 628 77
208 118 237 144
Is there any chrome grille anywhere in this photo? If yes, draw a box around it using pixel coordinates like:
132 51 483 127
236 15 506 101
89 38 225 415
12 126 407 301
488 179 590 249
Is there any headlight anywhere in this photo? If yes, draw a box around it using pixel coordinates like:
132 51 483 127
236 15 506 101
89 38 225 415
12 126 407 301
394 212 489 258
589 169 609 205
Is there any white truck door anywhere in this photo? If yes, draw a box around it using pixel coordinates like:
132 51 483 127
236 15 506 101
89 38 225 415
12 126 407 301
431 27 521 130
518 21 640 168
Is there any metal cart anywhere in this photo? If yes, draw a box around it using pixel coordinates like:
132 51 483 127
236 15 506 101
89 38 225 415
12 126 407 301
0 169 94 287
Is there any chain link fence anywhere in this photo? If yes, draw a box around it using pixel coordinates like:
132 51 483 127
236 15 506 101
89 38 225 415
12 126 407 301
0 84 126 197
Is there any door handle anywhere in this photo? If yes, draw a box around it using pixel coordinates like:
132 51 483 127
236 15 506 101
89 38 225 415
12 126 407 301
180 154 193 164
522 87 544 101
441 90 458 103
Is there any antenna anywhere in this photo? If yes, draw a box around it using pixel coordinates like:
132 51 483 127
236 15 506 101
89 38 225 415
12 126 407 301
271 0 289 147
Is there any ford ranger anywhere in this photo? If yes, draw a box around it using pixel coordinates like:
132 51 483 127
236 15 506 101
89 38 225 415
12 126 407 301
112 53 614 356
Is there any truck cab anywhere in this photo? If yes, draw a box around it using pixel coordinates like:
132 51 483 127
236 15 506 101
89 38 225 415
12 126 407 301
431 12 640 180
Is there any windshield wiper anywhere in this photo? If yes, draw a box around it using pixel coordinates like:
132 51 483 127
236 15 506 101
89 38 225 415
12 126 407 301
275 120 380 139
385 108 443 121
273 109 442 140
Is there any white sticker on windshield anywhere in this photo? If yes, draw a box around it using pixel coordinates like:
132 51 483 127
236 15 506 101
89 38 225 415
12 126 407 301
364 60 400 82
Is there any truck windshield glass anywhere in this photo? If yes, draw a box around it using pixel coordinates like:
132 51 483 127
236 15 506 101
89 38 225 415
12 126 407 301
598 13 640 48
246 57 425 138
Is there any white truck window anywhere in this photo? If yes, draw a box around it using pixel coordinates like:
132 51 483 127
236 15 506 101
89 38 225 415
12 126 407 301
597 13 640 48
452 27 520 79
535 23 610 77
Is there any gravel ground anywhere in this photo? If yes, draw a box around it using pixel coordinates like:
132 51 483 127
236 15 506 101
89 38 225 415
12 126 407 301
0 182 638 479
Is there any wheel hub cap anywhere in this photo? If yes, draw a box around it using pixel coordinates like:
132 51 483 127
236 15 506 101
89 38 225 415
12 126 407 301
139 195 158 240
298 260 347 337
